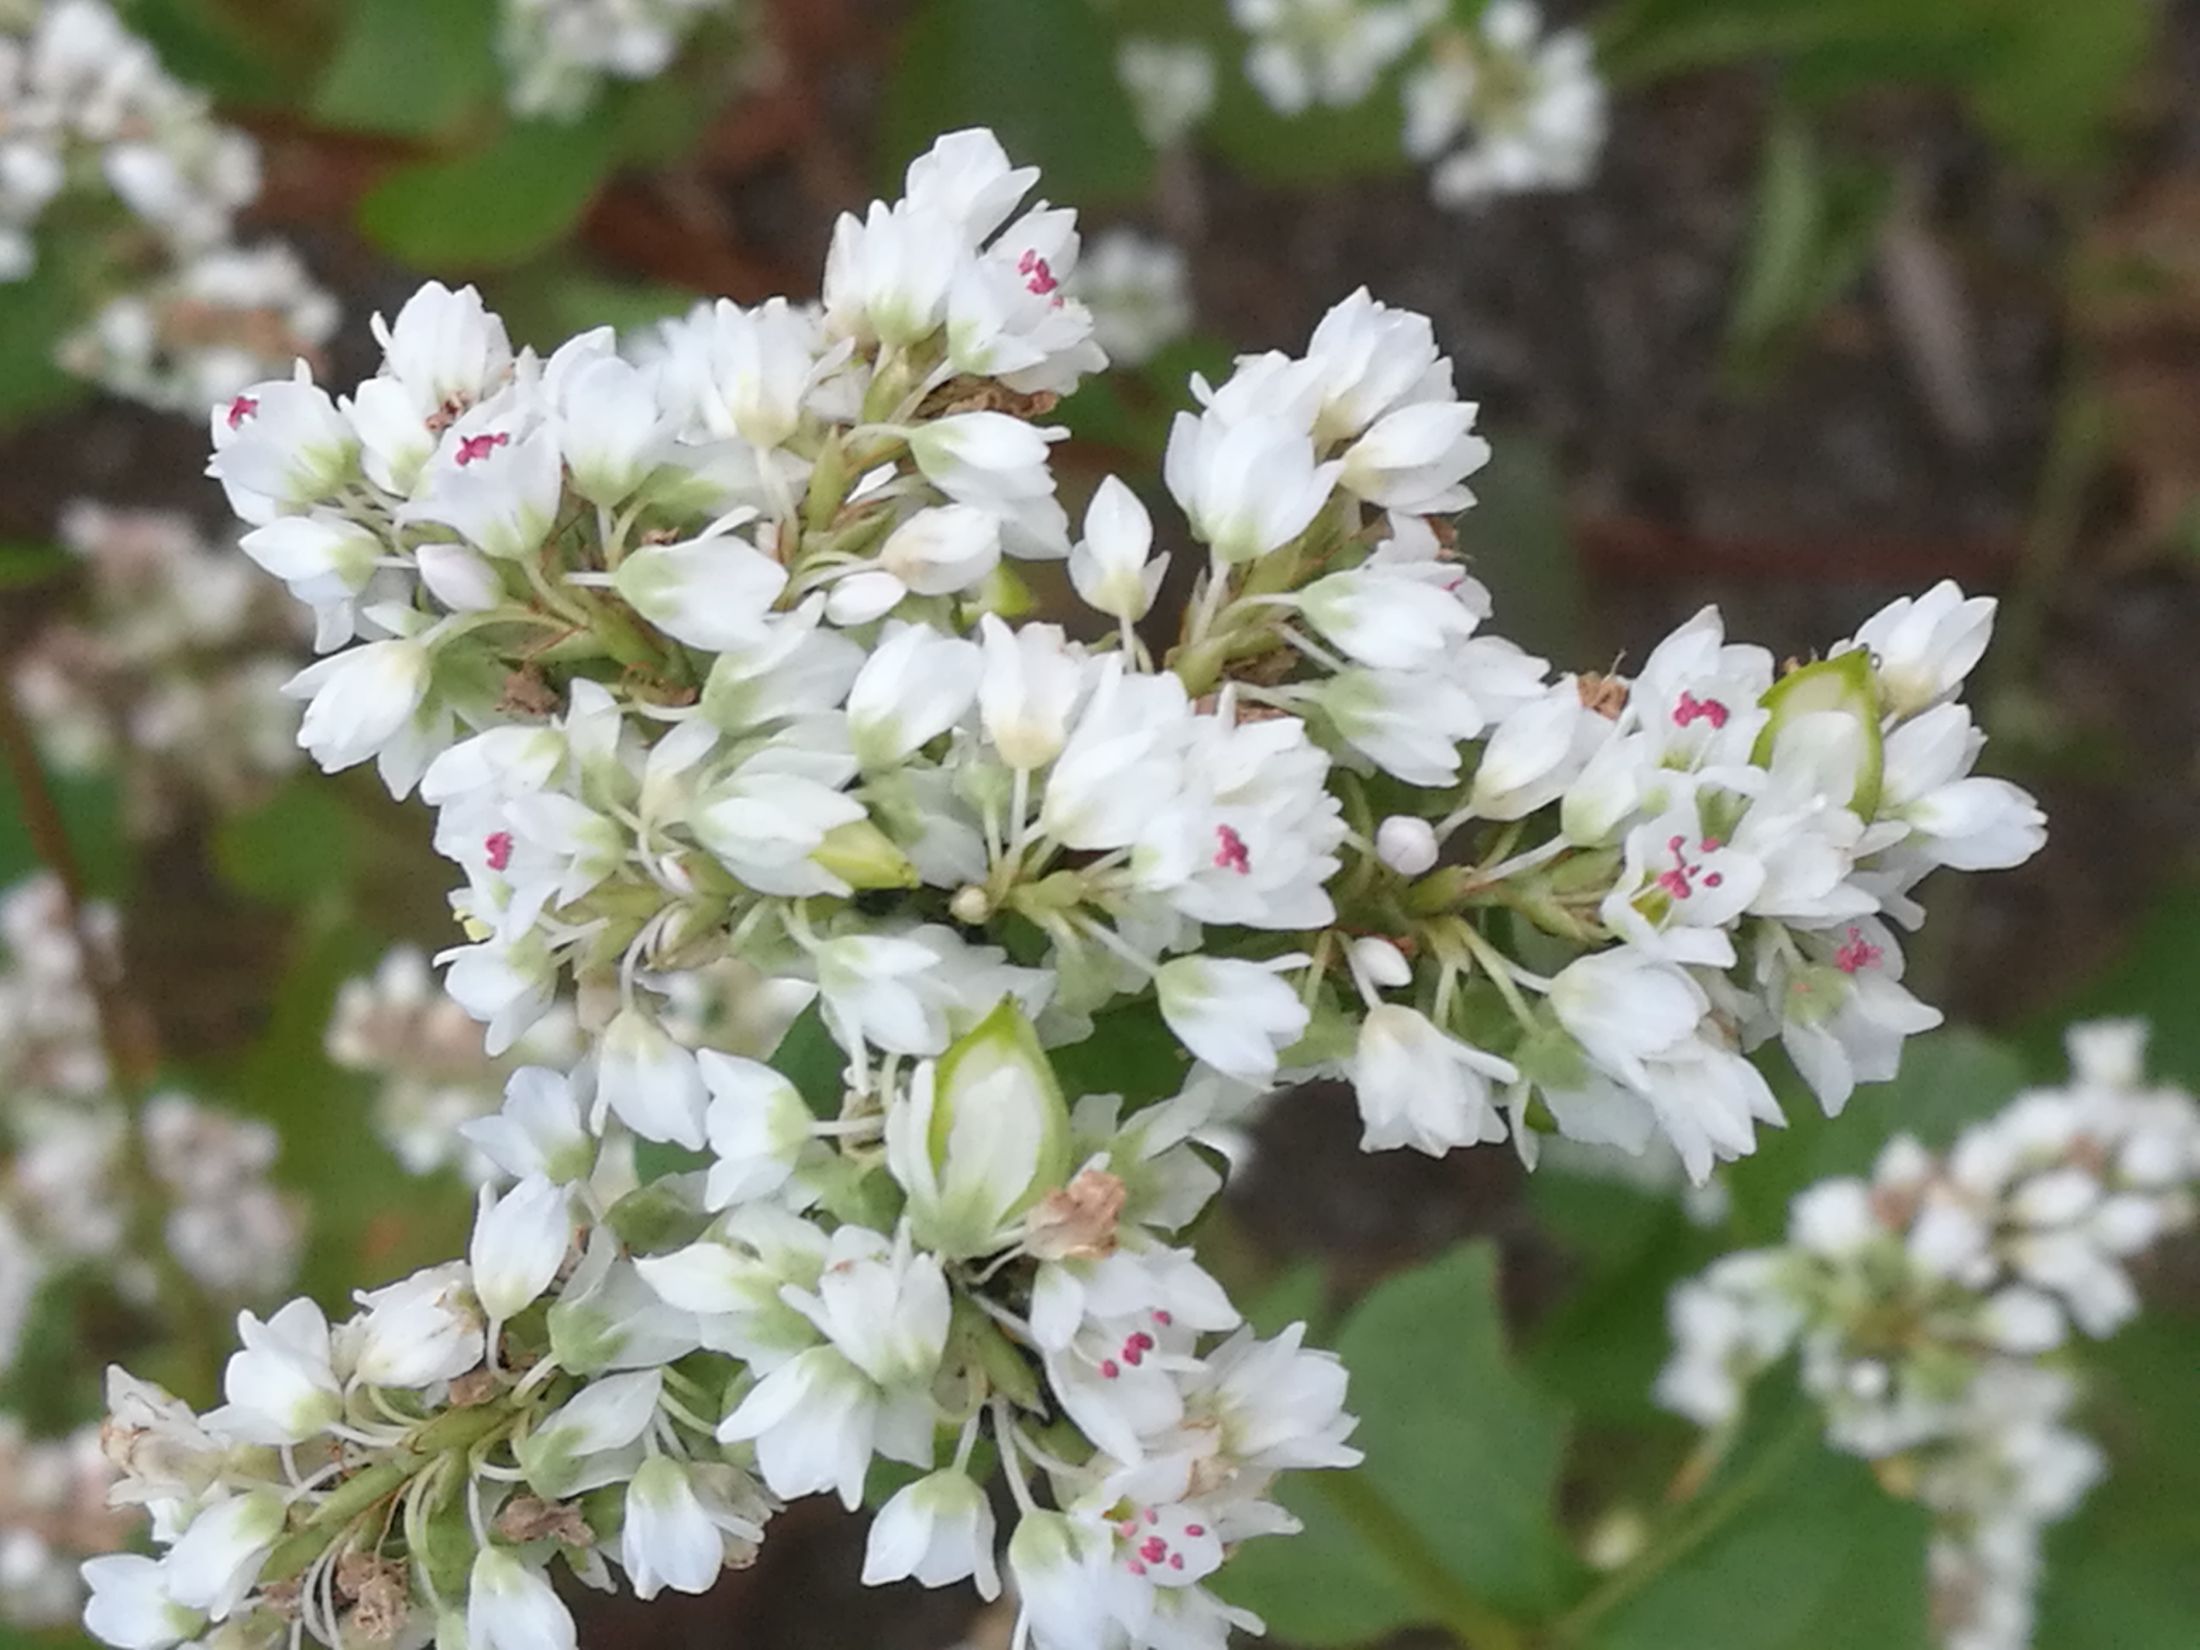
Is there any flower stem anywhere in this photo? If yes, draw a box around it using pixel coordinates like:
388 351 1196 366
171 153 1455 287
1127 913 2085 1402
1546 1413 1817 1646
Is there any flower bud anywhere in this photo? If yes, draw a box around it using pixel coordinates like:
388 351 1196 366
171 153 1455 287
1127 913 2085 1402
1374 814 1439 875
886 999 1071 1258
597 1008 709 1149
1753 651 1884 817
469 1175 572 1324
862 1470 999 1597
416 541 503 612
810 819 919 890
466 1548 576 1650
163 1490 285 1621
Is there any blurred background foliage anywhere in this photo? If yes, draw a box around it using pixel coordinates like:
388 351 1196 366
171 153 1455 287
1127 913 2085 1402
3 0 2198 1647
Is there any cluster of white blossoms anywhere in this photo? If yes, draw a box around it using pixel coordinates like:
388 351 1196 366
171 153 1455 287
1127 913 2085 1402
500 0 743 120
14 503 303 836
0 875 304 1376
1228 0 1606 208
0 0 338 409
91 125 2048 1650
330 947 584 1182
1069 229 1194 371
1657 1023 2200 1650
0 1420 125 1629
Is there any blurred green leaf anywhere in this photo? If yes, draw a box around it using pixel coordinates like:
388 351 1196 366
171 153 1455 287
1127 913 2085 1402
0 543 71 590
213 778 362 909
2017 884 2200 1088
1724 110 1893 385
1218 1241 1580 1639
359 111 620 270
1453 427 1585 663
879 0 1155 205
489 263 702 356
1599 0 2149 175
123 0 289 104
312 0 500 137
0 763 126 901
1575 1398 1931 1650
0 251 91 431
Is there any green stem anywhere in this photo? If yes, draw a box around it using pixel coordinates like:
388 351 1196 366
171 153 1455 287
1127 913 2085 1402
1315 1472 1528 1650
1547 1415 1817 1646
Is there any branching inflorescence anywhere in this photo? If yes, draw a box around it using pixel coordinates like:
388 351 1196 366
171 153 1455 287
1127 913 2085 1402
84 127 2044 1650
1658 1024 2200 1650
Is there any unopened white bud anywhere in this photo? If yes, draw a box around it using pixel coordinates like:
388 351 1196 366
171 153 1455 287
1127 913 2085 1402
1375 815 1439 876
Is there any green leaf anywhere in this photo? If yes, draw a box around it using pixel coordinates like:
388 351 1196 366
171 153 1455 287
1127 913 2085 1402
0 764 126 901
0 543 71 589
123 0 289 104
767 1000 847 1120
359 111 621 270
1576 1404 1932 1650
212 779 362 909
878 0 1155 206
1724 111 1894 385
1217 1242 1579 1640
312 0 501 137
2018 884 2200 1089
1050 998 1192 1110
0 248 91 431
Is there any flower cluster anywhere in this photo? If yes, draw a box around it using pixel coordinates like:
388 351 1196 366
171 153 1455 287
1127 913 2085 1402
0 0 337 409
330 946 584 1181
0 1420 125 1630
499 0 746 120
1657 1023 2200 1650
1227 0 1606 209
1070 229 1195 370
101 124 2051 1650
0 875 303 1373
14 503 304 835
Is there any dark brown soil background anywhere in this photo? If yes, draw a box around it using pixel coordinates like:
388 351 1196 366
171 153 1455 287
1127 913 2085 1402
6 1 2200 1644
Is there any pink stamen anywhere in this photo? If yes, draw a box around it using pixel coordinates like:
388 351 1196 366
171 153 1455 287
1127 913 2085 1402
1153 1310 1173 1326
1118 1521 1140 1539
225 395 258 429
1673 691 1731 730
1184 1524 1205 1537
1100 1359 1120 1380
1127 1559 1147 1577
1144 1509 1159 1525
455 431 510 467
1017 247 1060 297
1834 926 1883 974
1140 1537 1169 1563
1169 1554 1185 1570
1128 1330 1155 1352
1213 825 1252 876
484 831 514 872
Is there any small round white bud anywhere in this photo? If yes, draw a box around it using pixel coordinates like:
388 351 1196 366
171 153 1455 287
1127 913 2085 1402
1375 815 1439 876
949 885 993 925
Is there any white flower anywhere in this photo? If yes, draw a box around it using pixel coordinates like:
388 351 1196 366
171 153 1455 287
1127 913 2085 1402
462 1066 597 1186
469 1174 572 1324
1352 1004 1517 1155
1339 399 1490 513
908 411 1065 510
237 513 376 618
519 1369 664 1498
80 1555 202 1650
1877 705 2046 872
622 1455 764 1599
874 503 1002 597
612 522 788 653
1234 0 1435 116
547 336 671 505
213 1298 340 1445
674 295 824 449
1294 563 1483 670
409 424 564 561
208 371 357 517
1844 580 1997 718
1303 287 1443 441
823 199 963 348
902 128 1040 243
847 623 982 768
1469 678 1606 820
1117 39 1219 148
595 1007 709 1148
162 1490 283 1620
350 1262 484 1388
1164 409 1339 565
467 1548 575 1650
281 639 431 777
370 281 512 419
415 540 503 612
978 615 1085 770
697 1050 814 1208
1154 954 1310 1084
1070 230 1194 367
1069 475 1166 622
864 1470 1001 1596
